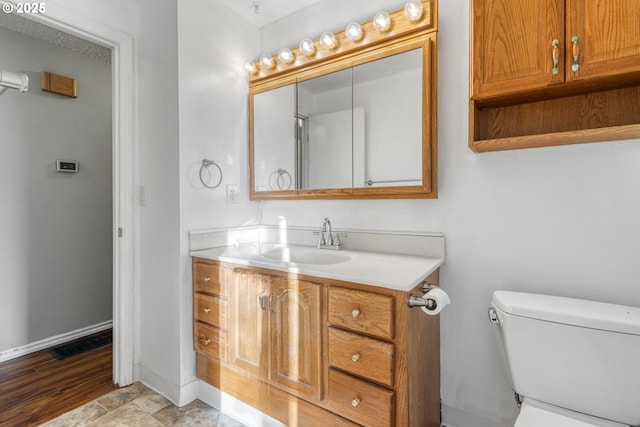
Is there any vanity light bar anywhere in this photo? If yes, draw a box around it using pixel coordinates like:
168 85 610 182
245 0 433 83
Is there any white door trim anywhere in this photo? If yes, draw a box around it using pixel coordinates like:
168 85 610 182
7 1 137 386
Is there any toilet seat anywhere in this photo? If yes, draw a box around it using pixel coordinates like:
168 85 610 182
515 398 629 427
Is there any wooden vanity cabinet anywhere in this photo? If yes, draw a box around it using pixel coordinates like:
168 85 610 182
193 257 441 427
470 0 640 151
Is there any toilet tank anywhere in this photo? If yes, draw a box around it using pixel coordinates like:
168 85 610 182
491 291 640 426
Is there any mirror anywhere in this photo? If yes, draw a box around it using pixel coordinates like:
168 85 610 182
297 68 353 190
252 83 296 191
353 48 422 188
249 32 436 199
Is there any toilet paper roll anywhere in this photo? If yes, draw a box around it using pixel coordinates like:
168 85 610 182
421 288 451 315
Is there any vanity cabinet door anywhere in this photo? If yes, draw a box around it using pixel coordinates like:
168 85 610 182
230 269 270 378
269 276 322 400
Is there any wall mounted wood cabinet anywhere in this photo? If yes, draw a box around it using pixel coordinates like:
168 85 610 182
470 0 640 152
192 257 441 427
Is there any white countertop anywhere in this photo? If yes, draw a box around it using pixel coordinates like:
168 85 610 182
190 243 444 292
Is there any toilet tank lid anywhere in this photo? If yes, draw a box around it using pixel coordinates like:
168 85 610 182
492 291 640 335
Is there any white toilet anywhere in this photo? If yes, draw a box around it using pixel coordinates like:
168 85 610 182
490 291 640 427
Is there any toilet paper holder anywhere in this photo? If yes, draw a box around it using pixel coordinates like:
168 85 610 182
408 282 441 311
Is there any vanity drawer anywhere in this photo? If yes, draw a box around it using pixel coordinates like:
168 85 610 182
328 287 394 340
194 321 228 361
193 260 228 297
326 369 394 427
194 292 228 329
328 328 394 387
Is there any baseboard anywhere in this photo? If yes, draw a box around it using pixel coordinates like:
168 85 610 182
0 320 112 363
198 380 284 427
441 404 512 427
136 365 199 407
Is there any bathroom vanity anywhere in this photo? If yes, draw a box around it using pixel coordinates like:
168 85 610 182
190 227 445 427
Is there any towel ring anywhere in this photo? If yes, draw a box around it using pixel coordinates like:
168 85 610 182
269 168 292 190
199 159 223 189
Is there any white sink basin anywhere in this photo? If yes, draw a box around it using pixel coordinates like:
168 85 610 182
261 246 351 265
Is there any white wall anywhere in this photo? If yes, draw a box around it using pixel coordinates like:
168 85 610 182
135 0 184 401
177 0 259 398
257 1 640 426
0 26 112 352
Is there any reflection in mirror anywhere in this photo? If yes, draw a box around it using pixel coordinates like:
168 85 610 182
353 48 422 188
253 83 296 192
297 68 353 190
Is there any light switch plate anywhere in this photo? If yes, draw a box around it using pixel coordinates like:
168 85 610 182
226 184 238 204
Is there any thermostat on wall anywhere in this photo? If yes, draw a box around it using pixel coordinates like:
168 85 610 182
56 160 79 173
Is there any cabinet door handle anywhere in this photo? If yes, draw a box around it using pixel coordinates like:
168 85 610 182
269 293 275 313
259 291 267 310
352 308 360 318
203 307 211 314
199 336 211 346
571 35 580 72
351 397 361 407
203 276 211 282
551 39 560 75
351 353 360 362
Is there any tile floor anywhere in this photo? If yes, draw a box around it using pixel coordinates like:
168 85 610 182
42 382 247 427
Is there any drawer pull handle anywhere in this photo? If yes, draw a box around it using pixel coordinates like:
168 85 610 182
351 353 360 362
352 308 360 318
203 307 211 314
203 277 211 282
200 337 211 346
351 397 361 407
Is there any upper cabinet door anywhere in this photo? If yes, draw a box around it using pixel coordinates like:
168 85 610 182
566 0 640 82
471 0 565 99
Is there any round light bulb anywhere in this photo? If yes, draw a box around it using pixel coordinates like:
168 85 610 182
260 54 275 70
243 61 257 74
320 31 338 50
404 0 423 22
299 38 316 57
373 11 391 32
278 47 295 64
345 22 363 42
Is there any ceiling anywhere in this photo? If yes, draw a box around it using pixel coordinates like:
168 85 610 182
0 0 322 62
0 13 111 63
217 0 323 27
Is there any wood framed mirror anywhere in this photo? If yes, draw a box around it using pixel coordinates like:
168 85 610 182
249 0 438 200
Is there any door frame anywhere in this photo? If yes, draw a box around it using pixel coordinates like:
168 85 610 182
13 2 137 386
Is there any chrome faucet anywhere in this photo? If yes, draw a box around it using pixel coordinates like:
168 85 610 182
317 217 342 250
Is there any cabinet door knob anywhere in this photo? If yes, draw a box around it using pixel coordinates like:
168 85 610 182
351 353 360 362
351 397 361 407
200 337 211 346
352 308 360 318
551 39 560 75
203 307 211 314
203 276 211 282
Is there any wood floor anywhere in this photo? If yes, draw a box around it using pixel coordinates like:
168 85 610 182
0 337 117 426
